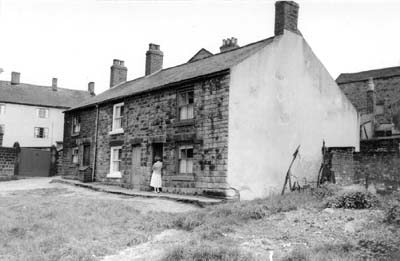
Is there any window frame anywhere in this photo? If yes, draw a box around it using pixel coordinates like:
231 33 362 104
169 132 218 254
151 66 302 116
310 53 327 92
0 104 5 115
71 115 81 135
71 147 79 165
110 102 124 134
178 145 194 174
36 108 49 118
177 90 194 121
34 127 49 139
108 146 122 178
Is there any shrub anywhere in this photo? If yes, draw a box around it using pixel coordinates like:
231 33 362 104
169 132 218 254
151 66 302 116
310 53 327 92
325 190 379 209
384 204 400 226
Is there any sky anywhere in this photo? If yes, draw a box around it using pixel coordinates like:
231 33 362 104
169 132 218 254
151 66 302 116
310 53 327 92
0 0 399 95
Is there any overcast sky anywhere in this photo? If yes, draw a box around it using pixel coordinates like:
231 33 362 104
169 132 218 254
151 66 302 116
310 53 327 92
0 0 399 94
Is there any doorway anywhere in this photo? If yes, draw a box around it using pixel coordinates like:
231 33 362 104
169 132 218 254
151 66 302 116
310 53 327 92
130 145 141 189
152 143 163 163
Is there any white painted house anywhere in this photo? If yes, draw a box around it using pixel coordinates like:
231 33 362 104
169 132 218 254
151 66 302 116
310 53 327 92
0 72 94 147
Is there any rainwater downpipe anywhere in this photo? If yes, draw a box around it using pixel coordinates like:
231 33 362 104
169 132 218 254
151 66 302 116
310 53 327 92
92 104 99 181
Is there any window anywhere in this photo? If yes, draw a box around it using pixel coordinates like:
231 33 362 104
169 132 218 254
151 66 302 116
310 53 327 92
178 91 194 120
71 147 79 164
0 104 5 114
72 116 81 134
34 127 49 139
112 103 124 133
82 144 91 166
109 146 122 177
178 145 193 174
36 108 49 118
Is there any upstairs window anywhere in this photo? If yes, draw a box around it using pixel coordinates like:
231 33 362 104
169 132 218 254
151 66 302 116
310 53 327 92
72 116 81 135
112 103 124 133
71 147 79 164
0 104 5 115
178 145 193 174
34 127 48 139
178 91 194 120
37 108 49 118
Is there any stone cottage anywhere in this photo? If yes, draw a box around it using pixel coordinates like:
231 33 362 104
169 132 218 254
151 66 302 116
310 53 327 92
62 1 359 200
337 66 400 140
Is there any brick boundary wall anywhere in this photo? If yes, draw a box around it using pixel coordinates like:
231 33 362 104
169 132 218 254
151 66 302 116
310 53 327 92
0 146 17 178
328 138 400 193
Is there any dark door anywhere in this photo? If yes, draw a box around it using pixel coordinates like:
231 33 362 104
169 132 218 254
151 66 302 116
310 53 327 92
19 148 51 177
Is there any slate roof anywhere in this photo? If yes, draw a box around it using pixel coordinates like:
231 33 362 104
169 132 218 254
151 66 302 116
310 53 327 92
0 81 92 108
336 66 400 84
68 36 275 111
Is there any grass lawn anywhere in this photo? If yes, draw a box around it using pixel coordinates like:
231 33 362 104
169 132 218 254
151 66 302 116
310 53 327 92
1 185 400 260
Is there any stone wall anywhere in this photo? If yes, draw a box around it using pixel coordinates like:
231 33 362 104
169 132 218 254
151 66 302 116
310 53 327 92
62 72 230 197
328 138 400 192
0 146 16 178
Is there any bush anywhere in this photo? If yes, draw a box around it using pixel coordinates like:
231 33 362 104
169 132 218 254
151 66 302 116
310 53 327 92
384 204 400 226
325 190 379 209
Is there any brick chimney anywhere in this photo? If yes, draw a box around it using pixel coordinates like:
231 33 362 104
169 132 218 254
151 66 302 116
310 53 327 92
110 59 127 88
145 43 163 76
220 37 239 53
52 78 58 91
367 77 376 114
274 1 300 36
88 82 95 96
11 72 20 85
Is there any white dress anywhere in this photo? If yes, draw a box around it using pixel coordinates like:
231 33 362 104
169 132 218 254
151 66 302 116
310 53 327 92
150 161 162 188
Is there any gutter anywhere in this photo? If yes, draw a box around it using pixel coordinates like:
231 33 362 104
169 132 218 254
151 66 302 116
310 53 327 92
92 104 99 181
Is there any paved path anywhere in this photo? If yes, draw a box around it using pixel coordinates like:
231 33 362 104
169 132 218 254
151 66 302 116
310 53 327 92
51 177 223 207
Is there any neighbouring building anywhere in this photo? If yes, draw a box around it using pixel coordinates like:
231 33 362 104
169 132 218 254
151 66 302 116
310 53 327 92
337 66 400 140
62 1 359 200
0 72 94 147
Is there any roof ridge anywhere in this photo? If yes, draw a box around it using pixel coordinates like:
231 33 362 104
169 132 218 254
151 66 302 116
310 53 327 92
0 80 88 93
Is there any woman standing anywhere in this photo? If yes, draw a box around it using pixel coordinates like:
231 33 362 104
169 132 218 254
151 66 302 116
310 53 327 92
150 156 162 193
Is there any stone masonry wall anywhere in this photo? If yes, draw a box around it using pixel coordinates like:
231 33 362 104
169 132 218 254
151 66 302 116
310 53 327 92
329 139 400 192
0 147 16 177
62 107 97 178
62 72 230 197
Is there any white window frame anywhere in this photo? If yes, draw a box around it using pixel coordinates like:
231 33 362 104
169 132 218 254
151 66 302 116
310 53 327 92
178 91 194 121
71 116 81 135
0 104 5 115
110 102 124 135
107 146 122 178
36 108 49 118
34 127 49 139
178 145 194 174
72 147 79 165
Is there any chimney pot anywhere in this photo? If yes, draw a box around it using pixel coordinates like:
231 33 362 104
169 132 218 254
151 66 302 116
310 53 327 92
11 72 20 85
110 59 128 88
52 78 58 91
145 43 163 76
274 1 300 36
220 37 240 53
88 82 95 96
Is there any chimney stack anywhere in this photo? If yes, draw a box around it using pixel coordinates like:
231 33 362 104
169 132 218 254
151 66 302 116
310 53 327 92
274 1 300 36
11 72 20 85
220 37 239 53
145 43 163 76
52 78 58 91
367 77 376 114
88 82 95 96
110 59 127 88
